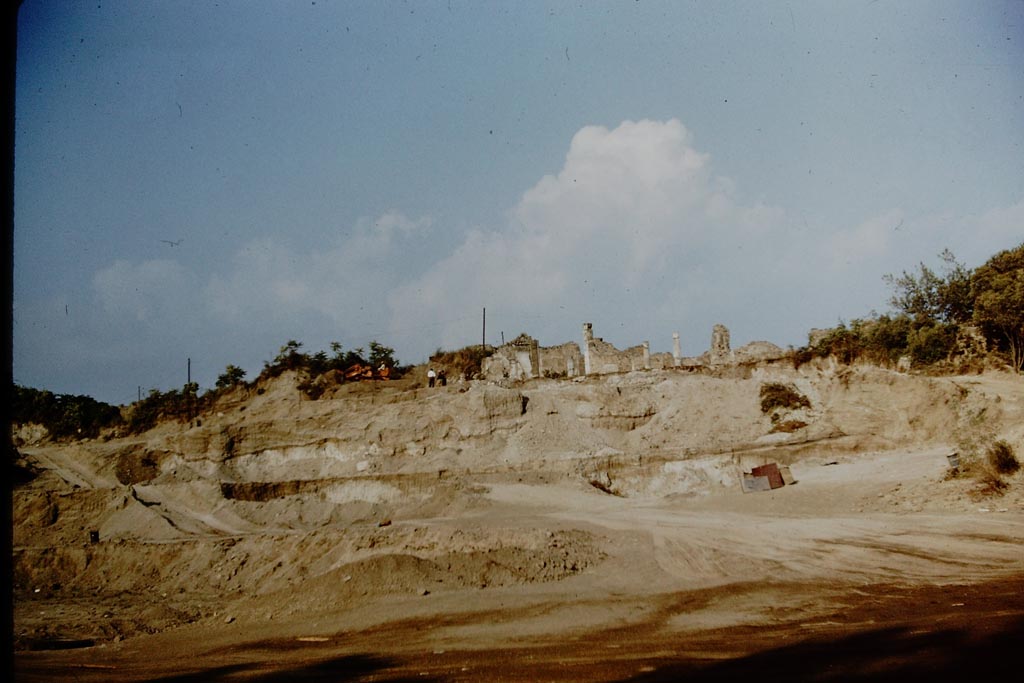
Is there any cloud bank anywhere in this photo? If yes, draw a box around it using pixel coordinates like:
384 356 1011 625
14 119 1024 403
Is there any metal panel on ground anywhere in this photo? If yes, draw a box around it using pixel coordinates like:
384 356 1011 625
741 474 772 493
751 463 785 489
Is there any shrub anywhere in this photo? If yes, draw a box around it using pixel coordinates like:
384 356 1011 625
297 377 325 401
126 387 186 433
861 315 912 365
907 323 957 366
260 340 309 379
810 324 862 365
430 345 494 380
759 383 811 414
987 440 1020 475
215 364 247 389
771 420 808 434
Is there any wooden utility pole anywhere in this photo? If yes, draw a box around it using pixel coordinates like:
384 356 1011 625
482 307 486 351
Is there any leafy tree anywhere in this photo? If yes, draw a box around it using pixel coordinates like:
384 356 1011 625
936 249 974 324
884 249 973 324
368 340 396 368
810 322 862 364
273 340 307 370
215 364 247 389
326 341 365 367
906 322 957 366
308 350 329 375
862 314 912 364
971 242 1024 372
11 385 122 439
260 340 309 379
342 346 366 367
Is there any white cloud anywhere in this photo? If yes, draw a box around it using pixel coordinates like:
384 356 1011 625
388 119 790 354
203 211 432 329
79 125 1024 377
366 210 433 238
824 209 903 270
93 259 192 321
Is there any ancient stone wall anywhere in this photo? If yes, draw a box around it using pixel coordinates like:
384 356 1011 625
649 352 674 370
538 342 584 378
485 322 783 380
481 333 537 381
586 337 634 374
482 334 583 381
709 324 732 364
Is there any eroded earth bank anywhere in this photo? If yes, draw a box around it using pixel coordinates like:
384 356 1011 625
12 361 1024 681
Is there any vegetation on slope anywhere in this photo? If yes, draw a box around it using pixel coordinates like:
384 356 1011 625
797 242 1024 372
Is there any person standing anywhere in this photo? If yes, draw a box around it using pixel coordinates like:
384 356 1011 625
427 368 436 388
438 369 447 387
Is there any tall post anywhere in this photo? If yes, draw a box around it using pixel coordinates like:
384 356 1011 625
582 323 593 375
187 357 191 385
482 307 486 351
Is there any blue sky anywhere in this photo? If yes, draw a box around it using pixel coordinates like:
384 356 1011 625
14 0 1024 404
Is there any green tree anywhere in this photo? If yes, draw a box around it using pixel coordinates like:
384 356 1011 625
11 385 122 439
215 364 247 389
862 314 912 364
327 341 366 369
971 242 1024 372
308 351 329 375
368 341 396 368
884 249 973 324
273 340 306 369
906 323 957 366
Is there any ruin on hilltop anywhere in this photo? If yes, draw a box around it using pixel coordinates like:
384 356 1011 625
481 322 787 381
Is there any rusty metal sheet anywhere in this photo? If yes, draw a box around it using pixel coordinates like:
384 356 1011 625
751 463 785 489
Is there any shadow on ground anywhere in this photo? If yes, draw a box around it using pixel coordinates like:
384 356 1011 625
618 618 1024 682
142 653 439 683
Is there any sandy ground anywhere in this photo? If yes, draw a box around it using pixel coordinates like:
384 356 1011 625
11 364 1024 681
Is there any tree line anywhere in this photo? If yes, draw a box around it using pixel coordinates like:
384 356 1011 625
796 242 1024 372
12 339 400 439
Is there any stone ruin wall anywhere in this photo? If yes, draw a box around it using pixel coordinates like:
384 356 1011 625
482 322 787 381
482 334 584 381
537 342 584 378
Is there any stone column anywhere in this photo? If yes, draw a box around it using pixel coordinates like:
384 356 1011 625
672 332 681 367
642 341 650 370
711 324 731 364
582 323 593 375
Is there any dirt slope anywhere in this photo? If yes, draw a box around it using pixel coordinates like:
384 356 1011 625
12 361 1024 681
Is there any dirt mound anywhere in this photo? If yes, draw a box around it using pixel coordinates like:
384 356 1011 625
12 363 1024 678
